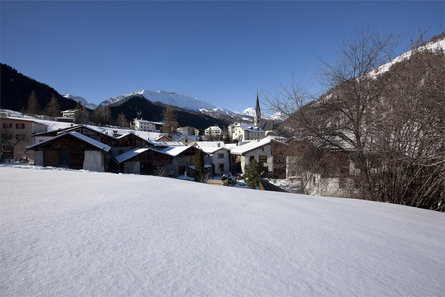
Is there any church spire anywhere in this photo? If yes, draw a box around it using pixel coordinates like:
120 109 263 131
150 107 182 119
254 90 261 127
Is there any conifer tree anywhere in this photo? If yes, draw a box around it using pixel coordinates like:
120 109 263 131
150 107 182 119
26 90 40 115
244 159 264 189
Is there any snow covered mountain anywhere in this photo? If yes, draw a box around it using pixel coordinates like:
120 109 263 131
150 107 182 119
98 89 217 111
63 94 97 110
369 33 445 77
241 107 256 117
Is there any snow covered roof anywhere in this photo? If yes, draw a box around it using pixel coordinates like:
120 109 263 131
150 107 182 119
150 141 184 147
204 125 222 131
174 135 200 142
115 148 150 163
158 145 194 157
237 123 264 132
231 136 286 155
195 141 229 154
27 132 111 152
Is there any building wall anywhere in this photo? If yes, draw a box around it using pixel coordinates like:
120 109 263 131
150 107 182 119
303 173 358 198
83 150 105 172
208 149 230 175
1 118 47 159
240 144 272 174
123 161 140 174
33 151 44 166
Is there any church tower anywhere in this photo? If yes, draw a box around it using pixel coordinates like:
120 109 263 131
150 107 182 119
254 91 261 127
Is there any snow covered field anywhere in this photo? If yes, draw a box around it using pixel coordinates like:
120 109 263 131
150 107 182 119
1 165 444 296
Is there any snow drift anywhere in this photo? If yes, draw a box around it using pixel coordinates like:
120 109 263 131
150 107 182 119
1 165 444 296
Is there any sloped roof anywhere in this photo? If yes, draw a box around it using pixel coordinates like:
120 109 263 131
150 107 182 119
159 145 194 157
26 132 111 152
113 148 171 163
230 136 287 155
195 141 229 154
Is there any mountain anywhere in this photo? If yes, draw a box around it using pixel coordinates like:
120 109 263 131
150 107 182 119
63 94 97 110
0 63 79 112
242 107 256 117
98 89 217 111
105 94 230 130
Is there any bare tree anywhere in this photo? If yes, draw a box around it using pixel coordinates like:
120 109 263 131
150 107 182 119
268 29 444 210
162 105 179 137
44 94 60 117
74 102 89 124
117 113 129 127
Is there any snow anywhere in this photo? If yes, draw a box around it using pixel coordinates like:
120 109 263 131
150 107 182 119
369 36 445 78
242 107 256 117
159 145 192 156
26 132 111 152
63 94 97 110
98 89 217 112
1 165 444 296
114 148 150 163
231 136 285 155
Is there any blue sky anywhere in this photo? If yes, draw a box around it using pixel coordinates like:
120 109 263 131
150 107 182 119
1 1 443 112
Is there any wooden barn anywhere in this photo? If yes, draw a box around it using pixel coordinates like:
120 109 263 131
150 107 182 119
26 132 111 172
113 148 173 175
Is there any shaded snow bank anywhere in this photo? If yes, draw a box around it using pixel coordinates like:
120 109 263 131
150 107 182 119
1 165 444 296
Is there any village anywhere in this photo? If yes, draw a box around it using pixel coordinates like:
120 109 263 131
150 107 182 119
1 95 327 193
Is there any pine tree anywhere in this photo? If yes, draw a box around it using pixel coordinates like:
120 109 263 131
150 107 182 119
244 159 264 189
26 90 40 115
194 149 204 182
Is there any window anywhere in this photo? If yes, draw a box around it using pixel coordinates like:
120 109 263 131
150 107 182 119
218 153 224 159
259 155 267 163
3 123 12 129
15 123 25 129
250 156 255 162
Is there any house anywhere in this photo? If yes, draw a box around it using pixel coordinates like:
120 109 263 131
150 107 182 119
113 148 173 174
204 126 222 138
230 136 297 178
195 141 230 175
111 132 152 156
229 123 265 142
157 145 202 176
133 119 163 132
1 116 48 160
26 132 111 172
156 135 173 142
176 126 198 136
175 135 199 146
61 109 77 119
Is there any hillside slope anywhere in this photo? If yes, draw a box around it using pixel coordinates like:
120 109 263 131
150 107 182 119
1 165 444 296
0 63 79 112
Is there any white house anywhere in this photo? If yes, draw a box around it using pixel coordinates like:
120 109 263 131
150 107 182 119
204 126 222 138
230 136 294 178
229 123 265 142
133 119 163 132
175 135 200 146
195 141 230 175
61 109 77 119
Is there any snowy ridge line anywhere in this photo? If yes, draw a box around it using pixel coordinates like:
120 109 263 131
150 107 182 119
369 36 445 77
